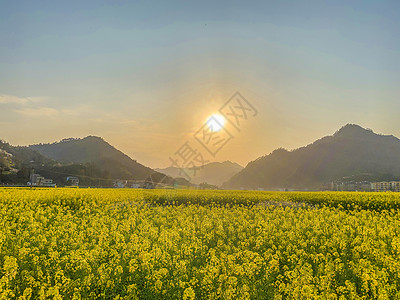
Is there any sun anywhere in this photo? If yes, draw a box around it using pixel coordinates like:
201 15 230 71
206 114 225 132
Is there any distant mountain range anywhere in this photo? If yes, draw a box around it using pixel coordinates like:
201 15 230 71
156 161 243 186
1 136 241 188
0 140 55 184
3 124 400 189
223 124 400 190
30 136 160 180
1 136 173 186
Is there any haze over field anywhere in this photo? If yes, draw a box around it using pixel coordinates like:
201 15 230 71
1 1 400 169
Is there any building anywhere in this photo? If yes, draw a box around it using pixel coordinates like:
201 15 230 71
143 181 155 189
328 181 372 192
340 181 371 192
113 179 128 188
42 178 54 186
371 181 400 192
29 172 55 187
66 176 79 186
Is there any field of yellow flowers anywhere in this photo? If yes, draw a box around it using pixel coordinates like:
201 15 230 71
1 188 400 299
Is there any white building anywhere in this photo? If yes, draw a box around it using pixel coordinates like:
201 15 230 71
29 173 55 187
66 176 79 186
371 181 400 192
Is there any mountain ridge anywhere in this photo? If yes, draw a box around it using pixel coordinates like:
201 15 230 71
29 136 159 180
1 136 173 186
156 160 243 186
223 124 400 190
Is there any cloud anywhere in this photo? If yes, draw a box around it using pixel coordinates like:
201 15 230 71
14 107 59 117
0 95 30 105
0 95 45 105
0 94 59 117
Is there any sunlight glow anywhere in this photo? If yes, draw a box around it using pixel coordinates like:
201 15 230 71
206 114 225 132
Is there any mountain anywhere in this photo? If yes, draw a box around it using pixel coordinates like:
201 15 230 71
0 140 56 184
0 138 136 186
223 124 400 190
0 140 54 169
29 136 166 182
156 161 243 186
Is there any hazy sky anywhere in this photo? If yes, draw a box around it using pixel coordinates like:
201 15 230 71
1 0 399 168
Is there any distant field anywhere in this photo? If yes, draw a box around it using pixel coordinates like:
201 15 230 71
0 188 399 299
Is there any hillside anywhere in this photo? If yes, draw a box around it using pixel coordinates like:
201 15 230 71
0 139 134 186
0 140 57 184
223 124 400 190
156 161 243 186
29 136 166 181
0 140 54 168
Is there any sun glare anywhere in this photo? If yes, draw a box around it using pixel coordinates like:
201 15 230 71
206 114 225 132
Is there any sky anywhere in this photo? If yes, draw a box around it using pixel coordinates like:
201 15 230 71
1 0 399 168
